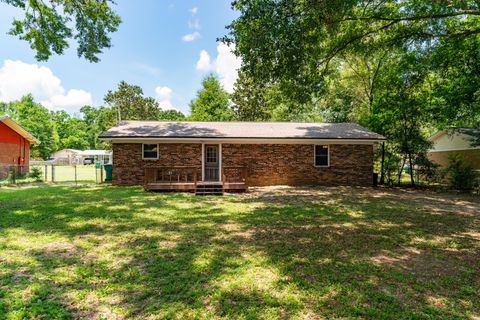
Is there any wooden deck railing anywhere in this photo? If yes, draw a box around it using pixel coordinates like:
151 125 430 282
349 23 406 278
144 166 198 188
144 165 248 191
222 166 247 184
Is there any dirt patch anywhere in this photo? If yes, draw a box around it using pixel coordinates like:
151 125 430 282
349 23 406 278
34 242 79 259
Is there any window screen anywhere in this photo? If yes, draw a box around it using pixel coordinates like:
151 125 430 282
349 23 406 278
206 146 217 163
315 145 329 166
143 144 158 159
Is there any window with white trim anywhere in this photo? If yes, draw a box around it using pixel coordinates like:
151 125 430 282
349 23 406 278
314 145 329 166
143 144 159 160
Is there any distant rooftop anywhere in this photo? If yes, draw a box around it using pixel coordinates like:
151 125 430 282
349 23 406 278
429 128 480 141
100 121 385 140
457 128 480 136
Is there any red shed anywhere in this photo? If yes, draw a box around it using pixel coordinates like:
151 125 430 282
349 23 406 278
0 115 40 166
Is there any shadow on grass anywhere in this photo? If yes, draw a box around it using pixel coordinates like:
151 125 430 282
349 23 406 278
231 186 480 319
0 185 478 319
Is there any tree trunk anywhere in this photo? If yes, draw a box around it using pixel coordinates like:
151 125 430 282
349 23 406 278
380 141 385 185
398 156 406 186
408 152 415 186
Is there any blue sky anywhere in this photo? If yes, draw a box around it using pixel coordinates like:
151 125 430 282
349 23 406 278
0 1 240 115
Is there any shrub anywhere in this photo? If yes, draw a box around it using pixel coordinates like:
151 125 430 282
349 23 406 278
445 154 475 191
415 153 440 185
28 167 43 181
7 166 17 184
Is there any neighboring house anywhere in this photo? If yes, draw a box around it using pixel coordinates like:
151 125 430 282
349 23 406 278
49 149 112 165
50 149 82 164
428 128 480 169
78 150 112 164
99 121 385 193
0 115 40 167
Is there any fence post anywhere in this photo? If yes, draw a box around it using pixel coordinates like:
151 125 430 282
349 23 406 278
51 165 55 183
74 165 77 185
44 165 48 182
100 165 104 184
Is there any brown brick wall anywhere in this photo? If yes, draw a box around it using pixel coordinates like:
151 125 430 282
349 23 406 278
112 143 202 185
222 144 373 186
428 150 480 170
112 142 373 186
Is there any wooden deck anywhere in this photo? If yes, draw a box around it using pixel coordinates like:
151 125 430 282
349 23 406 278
144 166 247 194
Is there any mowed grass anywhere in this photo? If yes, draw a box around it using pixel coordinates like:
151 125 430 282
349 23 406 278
0 186 479 319
0 165 98 185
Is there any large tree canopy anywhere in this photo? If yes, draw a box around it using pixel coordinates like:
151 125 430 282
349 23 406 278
226 0 480 104
2 0 121 62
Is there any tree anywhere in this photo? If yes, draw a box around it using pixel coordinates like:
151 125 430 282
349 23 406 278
232 70 324 122
2 0 121 62
5 95 58 159
52 110 89 150
104 81 161 123
226 0 480 104
428 35 480 128
231 71 271 121
80 105 116 149
189 75 233 121
369 53 434 186
158 109 186 121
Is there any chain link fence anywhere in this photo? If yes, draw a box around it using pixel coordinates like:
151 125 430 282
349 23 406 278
0 162 108 186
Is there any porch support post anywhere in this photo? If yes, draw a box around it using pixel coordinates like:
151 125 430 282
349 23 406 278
201 143 205 182
219 143 222 182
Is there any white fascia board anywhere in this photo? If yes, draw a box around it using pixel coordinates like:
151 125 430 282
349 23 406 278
102 137 381 144
428 147 480 152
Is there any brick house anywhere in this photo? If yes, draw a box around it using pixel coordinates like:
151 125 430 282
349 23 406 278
100 121 385 193
0 115 40 168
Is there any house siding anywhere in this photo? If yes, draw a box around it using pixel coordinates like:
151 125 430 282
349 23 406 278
112 142 373 186
0 122 30 166
428 150 480 170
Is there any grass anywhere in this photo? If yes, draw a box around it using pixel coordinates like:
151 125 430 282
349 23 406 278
0 185 479 319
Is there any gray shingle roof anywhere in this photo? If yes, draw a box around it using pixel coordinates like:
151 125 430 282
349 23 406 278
457 128 480 136
100 121 385 140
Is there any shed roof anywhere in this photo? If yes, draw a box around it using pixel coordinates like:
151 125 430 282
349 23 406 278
0 115 40 144
100 121 385 141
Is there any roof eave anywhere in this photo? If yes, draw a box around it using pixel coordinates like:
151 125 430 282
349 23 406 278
99 136 386 142
0 116 40 145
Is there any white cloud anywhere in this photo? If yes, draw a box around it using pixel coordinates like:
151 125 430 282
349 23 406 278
182 31 201 42
189 7 198 15
43 89 92 110
183 6 200 41
155 86 172 101
196 50 212 71
155 86 176 110
195 43 242 92
0 59 93 112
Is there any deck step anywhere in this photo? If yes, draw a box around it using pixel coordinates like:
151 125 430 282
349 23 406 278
195 183 224 196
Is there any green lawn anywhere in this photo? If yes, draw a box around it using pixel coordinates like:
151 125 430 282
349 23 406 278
0 186 479 319
0 165 99 185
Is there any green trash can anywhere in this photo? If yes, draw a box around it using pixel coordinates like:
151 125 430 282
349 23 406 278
104 164 113 182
